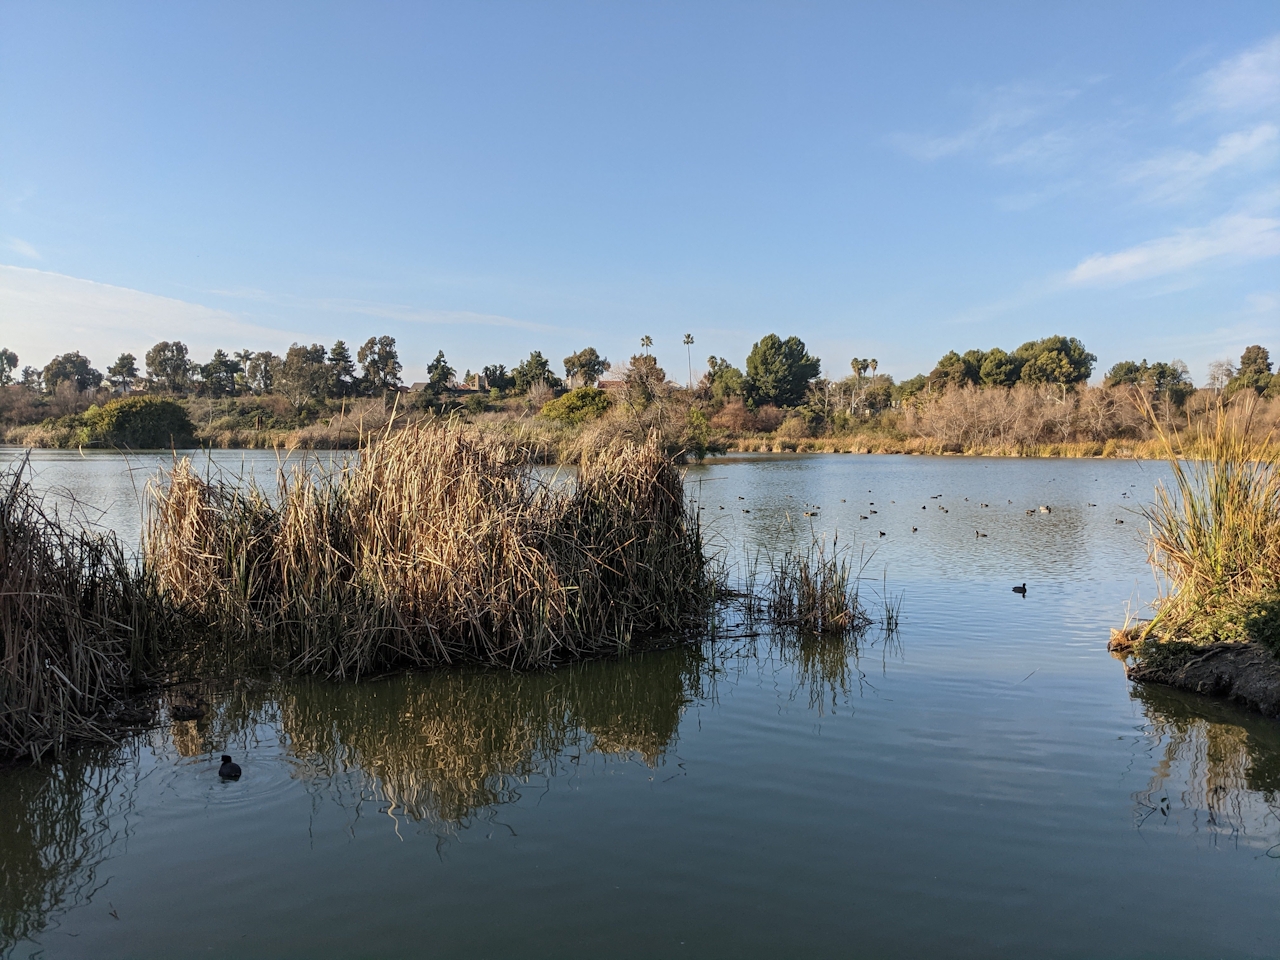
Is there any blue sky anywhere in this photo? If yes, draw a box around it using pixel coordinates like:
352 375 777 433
1 2 1277 386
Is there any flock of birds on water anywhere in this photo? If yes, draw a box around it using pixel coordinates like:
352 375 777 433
687 477 1141 609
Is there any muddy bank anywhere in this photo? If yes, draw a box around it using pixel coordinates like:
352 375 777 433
1111 632 1280 719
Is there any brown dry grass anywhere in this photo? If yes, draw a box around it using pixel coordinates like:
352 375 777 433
143 420 713 677
0 461 165 760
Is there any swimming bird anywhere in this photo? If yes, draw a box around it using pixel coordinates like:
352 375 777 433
742 508 750 513
975 530 987 538
1012 583 1027 595
171 698 206 722
738 496 745 500
1039 505 1052 514
1087 503 1096 507
218 755 241 780
859 515 868 520
803 511 817 517
980 503 989 508
922 505 927 509
912 526 917 532
879 531 886 537
869 509 877 514
1025 509 1035 515
1114 518 1124 524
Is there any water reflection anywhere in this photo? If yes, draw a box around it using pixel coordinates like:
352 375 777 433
280 652 707 826
0 751 134 954
1131 684 1280 850
150 649 708 828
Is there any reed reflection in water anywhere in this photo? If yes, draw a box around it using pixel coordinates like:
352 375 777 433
0 750 135 954
1131 683 1280 852
153 648 708 829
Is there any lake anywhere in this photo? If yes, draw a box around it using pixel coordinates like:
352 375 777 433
2 449 1278 959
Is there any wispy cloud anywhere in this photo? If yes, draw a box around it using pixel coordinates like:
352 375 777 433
0 264 298 363
204 286 568 336
307 297 566 335
1068 211 1280 286
892 83 1080 163
1126 123 1279 202
1180 33 1280 117
6 238 40 260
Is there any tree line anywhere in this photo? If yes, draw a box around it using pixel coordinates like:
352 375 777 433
0 332 1275 420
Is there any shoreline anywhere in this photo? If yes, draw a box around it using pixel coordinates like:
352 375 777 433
1110 629 1280 719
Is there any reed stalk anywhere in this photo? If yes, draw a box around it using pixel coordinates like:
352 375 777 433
766 536 871 636
1142 394 1280 649
0 460 166 760
143 422 714 677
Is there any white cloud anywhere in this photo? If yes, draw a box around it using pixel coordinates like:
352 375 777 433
1127 123 1280 202
0 264 296 366
892 83 1079 163
1181 34 1280 117
0 265 570 372
1068 212 1280 285
303 297 565 334
6 238 40 260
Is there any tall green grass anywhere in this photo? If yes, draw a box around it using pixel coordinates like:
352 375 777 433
1143 395 1280 650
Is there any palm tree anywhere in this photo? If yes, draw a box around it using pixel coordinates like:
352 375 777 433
683 333 694 389
641 335 653 356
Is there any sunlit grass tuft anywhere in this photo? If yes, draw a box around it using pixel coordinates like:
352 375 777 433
1142 394 1280 650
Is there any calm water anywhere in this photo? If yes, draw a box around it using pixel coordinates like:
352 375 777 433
3 449 1279 959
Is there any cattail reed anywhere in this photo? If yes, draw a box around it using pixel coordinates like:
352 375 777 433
143 421 714 677
0 461 163 760
766 536 870 636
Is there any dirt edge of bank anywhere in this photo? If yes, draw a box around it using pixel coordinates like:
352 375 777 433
1110 630 1280 718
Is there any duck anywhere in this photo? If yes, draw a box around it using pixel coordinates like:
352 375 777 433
1012 583 1027 595
859 515 868 520
911 526 918 533
171 698 206 722
975 530 988 538
218 755 242 780
879 531 886 537
1039 505 1052 514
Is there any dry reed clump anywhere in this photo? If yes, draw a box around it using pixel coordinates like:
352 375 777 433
767 536 871 636
1142 395 1280 651
0 462 165 760
144 421 712 677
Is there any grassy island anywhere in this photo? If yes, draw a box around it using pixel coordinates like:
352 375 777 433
1111 397 1280 716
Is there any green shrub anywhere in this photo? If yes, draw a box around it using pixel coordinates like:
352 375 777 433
83 396 196 448
538 387 611 426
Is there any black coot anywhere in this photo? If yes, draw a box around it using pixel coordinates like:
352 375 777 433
218 755 242 780
1012 583 1027 595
